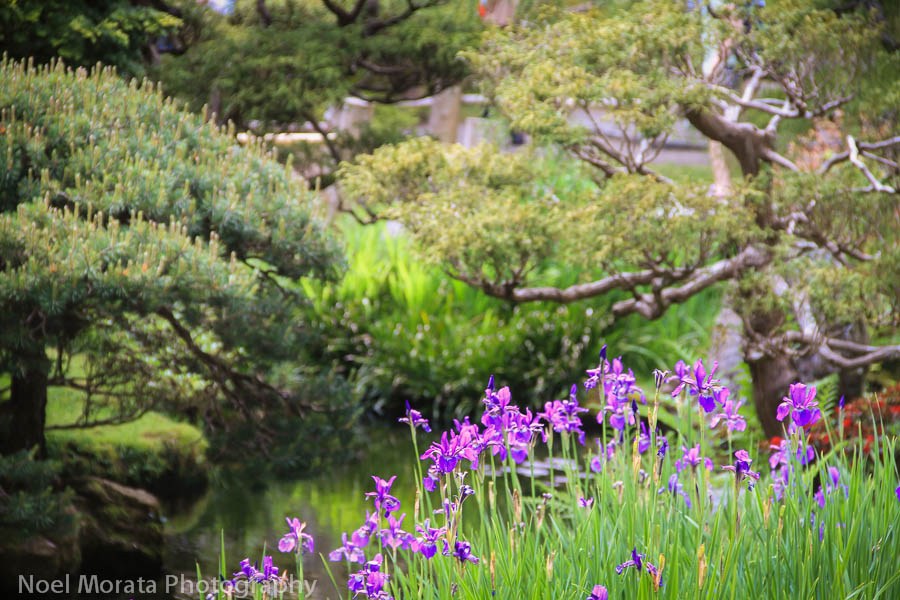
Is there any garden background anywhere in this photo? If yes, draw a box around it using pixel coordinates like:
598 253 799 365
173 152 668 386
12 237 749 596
0 1 898 599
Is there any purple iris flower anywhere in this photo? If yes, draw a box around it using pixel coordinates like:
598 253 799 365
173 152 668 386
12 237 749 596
379 513 414 551
423 466 440 493
657 436 669 458
636 421 651 454
896 485 899 503
815 466 847 509
838 395 845 410
578 496 594 509
421 429 480 474
616 548 662 585
587 584 608 600
351 512 379 548
672 359 721 413
329 532 366 563
399 400 430 432
443 539 479 564
278 517 314 555
709 392 747 432
653 368 670 391
366 476 401 517
234 556 279 584
769 438 815 469
587 354 645 409
482 380 512 418
660 472 692 508
776 383 821 433
538 384 589 445
772 462 792 502
413 520 446 559
675 445 713 473
348 554 391 599
484 405 541 464
584 346 608 389
722 449 761 489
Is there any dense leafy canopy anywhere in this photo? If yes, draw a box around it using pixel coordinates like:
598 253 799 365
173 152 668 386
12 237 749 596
158 0 482 127
0 58 341 453
0 0 181 76
341 0 900 435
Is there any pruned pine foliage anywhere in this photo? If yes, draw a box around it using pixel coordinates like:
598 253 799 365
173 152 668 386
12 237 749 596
0 58 341 453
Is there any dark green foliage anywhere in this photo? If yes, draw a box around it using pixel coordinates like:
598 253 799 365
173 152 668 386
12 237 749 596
0 58 343 456
0 0 180 76
158 1 481 127
0 450 74 540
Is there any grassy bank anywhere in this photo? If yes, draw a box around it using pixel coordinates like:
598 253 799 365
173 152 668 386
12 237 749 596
45 389 208 497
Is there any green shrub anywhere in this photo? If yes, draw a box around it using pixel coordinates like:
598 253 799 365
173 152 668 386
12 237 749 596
303 219 720 419
0 450 74 541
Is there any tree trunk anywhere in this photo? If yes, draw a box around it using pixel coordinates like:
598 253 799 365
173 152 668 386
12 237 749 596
4 351 50 457
747 354 797 439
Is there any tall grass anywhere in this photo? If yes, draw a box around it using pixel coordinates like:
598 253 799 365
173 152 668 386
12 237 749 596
202 355 900 599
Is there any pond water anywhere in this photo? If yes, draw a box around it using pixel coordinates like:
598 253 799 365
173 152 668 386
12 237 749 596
161 426 418 600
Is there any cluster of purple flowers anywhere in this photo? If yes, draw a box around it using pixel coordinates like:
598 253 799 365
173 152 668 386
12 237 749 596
586 346 646 431
539 384 589 445
668 359 748 433
325 469 479 598
260 347 900 599
814 466 846 509
233 556 280 584
348 554 391 600
768 437 816 501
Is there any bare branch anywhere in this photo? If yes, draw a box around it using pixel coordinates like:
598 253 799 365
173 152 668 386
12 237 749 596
818 135 900 174
845 135 897 193
760 147 801 172
778 331 900 370
611 245 771 319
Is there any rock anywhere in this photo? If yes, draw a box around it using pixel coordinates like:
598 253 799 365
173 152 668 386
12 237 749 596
0 504 81 594
72 477 164 577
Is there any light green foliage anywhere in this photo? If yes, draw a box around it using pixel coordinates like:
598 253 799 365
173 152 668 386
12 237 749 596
564 175 757 270
45 391 208 494
746 0 877 112
341 138 757 287
469 2 709 143
341 0 899 435
343 138 566 281
301 219 720 416
0 0 181 76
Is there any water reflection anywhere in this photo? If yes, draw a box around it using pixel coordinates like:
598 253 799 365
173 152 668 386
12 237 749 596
162 427 418 599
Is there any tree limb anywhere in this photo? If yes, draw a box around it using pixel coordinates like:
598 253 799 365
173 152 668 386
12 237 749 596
777 331 900 370
818 135 900 174
610 245 771 319
845 135 897 193
447 245 770 315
